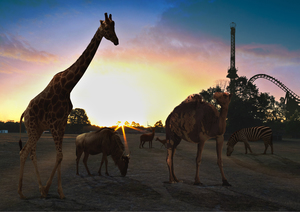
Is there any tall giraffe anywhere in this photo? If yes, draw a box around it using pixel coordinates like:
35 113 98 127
18 13 118 199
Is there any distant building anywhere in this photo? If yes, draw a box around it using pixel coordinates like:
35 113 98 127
0 130 8 133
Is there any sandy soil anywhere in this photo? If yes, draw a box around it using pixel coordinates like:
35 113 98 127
0 132 299 211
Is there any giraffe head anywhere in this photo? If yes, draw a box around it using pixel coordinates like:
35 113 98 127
100 13 119 45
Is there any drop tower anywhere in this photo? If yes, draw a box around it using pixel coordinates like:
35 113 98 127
227 22 238 94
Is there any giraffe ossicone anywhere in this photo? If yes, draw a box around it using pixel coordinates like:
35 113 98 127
18 13 118 199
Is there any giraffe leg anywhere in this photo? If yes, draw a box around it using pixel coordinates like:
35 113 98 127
43 129 65 199
18 129 43 199
29 144 47 198
194 142 205 185
18 143 30 199
57 159 64 199
42 149 63 198
216 135 231 186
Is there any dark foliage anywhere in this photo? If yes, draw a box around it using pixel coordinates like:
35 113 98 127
200 76 300 138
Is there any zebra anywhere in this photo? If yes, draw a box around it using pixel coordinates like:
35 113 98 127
226 126 273 156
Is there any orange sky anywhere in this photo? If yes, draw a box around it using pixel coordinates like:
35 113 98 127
1 1 299 127
1 28 297 127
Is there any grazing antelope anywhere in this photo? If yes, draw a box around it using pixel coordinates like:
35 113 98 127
227 126 273 156
76 128 130 176
139 127 156 148
156 137 167 148
165 92 232 186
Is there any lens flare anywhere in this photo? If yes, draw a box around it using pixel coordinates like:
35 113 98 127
125 125 145 132
121 125 130 154
114 121 143 155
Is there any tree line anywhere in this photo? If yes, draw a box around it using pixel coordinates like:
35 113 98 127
1 108 164 134
201 76 300 139
0 108 96 134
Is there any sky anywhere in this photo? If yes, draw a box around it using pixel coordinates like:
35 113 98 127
0 0 300 127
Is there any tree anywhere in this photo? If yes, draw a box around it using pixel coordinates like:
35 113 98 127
285 110 300 138
154 120 163 128
66 108 91 133
225 76 267 132
154 120 164 132
215 79 229 92
200 86 222 109
199 76 286 134
131 121 140 127
68 108 91 125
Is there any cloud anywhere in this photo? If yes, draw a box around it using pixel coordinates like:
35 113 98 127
0 33 59 64
94 18 300 105
239 43 300 60
96 24 231 87
237 43 300 77
0 61 23 74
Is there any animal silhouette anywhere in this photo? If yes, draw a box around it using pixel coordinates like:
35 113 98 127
139 127 156 148
165 92 232 186
18 13 118 199
227 126 273 156
76 128 130 176
156 137 167 148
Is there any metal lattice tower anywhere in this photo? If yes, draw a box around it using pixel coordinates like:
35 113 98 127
227 22 238 80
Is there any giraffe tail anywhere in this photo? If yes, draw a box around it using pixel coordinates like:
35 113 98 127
19 112 25 151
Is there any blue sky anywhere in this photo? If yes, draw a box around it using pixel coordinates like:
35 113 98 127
0 0 299 126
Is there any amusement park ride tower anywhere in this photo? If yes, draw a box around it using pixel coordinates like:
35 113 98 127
225 22 299 117
227 22 238 94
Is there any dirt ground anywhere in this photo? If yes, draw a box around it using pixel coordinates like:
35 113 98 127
0 132 299 211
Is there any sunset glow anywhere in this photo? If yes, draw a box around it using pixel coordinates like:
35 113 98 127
0 0 299 127
114 121 143 154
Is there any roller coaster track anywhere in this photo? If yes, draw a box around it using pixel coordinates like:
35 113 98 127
248 74 300 102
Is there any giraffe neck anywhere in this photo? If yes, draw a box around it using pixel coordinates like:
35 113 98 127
62 27 104 93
